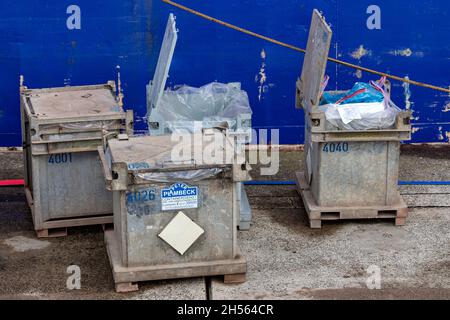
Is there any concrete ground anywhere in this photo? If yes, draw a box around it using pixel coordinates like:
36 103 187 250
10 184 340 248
0 146 449 300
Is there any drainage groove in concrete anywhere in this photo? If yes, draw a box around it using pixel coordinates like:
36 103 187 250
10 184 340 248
204 277 213 300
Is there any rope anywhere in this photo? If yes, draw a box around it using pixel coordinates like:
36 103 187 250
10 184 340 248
162 0 450 94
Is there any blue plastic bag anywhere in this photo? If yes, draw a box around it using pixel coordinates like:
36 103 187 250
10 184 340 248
321 82 384 105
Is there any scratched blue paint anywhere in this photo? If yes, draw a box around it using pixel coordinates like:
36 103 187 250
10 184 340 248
0 0 449 146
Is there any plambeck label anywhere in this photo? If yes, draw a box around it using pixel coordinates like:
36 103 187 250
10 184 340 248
161 183 199 211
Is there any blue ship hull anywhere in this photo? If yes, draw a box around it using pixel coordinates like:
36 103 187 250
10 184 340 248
0 0 449 146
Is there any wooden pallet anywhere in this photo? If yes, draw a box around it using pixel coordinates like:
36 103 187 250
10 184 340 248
104 229 247 293
296 172 408 229
34 223 113 238
25 186 113 238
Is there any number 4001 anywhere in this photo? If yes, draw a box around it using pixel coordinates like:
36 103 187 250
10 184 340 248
48 153 73 164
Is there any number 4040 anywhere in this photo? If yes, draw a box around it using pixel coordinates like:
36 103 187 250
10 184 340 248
322 142 349 153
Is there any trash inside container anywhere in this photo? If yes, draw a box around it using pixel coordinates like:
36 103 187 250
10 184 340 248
146 14 253 230
20 80 133 237
295 10 412 229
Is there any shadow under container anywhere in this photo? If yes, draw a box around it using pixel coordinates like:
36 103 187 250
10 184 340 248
20 82 133 237
98 133 248 292
295 10 412 229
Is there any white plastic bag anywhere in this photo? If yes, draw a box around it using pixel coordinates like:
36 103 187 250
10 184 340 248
318 101 400 130
319 77 401 130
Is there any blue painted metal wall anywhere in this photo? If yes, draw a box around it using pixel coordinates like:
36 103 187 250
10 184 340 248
0 0 449 146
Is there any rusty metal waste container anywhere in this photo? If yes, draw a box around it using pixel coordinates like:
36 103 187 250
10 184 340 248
98 131 248 292
20 80 133 237
295 10 411 229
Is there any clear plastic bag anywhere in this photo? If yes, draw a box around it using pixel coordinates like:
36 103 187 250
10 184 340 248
138 168 222 183
148 82 252 133
145 82 251 181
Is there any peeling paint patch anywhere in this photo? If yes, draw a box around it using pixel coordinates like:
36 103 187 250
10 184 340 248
355 69 363 79
256 49 268 101
260 49 266 59
402 77 412 110
443 102 450 113
350 45 371 59
134 115 148 124
438 126 444 140
411 127 421 134
391 48 412 57
390 48 424 58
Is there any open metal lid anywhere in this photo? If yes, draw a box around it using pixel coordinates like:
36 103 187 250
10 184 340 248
297 9 332 112
147 13 178 114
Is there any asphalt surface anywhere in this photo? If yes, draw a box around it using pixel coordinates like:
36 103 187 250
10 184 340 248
0 147 449 300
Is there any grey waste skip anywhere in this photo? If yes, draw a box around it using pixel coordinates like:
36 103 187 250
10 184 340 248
146 14 253 230
20 81 133 236
295 10 411 228
98 133 248 292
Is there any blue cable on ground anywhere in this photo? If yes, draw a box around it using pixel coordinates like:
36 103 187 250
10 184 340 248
398 181 450 186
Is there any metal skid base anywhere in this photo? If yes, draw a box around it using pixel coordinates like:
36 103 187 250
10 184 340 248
296 172 408 229
104 230 247 293
238 184 252 231
25 187 113 238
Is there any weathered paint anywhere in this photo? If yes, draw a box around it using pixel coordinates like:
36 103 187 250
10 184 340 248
350 45 371 60
443 103 450 113
0 0 449 145
257 49 268 101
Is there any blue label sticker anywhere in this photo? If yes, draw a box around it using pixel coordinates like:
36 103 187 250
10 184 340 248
161 183 199 211
126 188 157 218
127 162 151 170
126 189 156 203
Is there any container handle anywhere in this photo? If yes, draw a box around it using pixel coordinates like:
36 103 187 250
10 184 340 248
97 146 113 189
